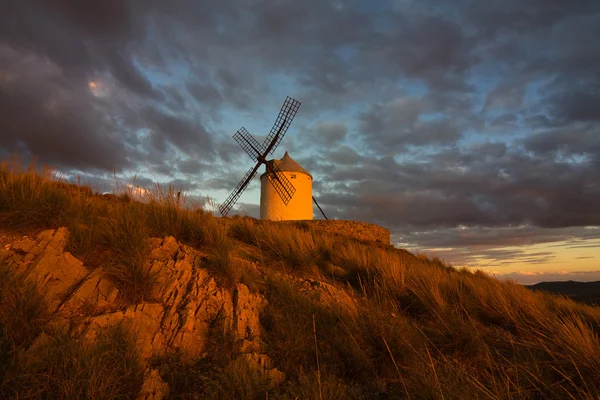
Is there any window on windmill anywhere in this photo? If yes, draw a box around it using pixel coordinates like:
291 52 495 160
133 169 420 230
290 174 296 179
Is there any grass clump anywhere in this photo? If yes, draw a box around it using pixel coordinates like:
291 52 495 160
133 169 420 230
204 238 242 288
249 223 335 271
3 325 144 400
0 158 72 229
0 264 49 389
228 217 260 245
102 204 156 303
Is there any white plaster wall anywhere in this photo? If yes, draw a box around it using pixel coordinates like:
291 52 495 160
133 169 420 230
260 171 313 220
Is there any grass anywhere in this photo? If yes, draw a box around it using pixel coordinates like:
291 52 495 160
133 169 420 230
0 264 50 387
0 263 143 399
230 218 335 271
2 157 600 399
2 325 144 399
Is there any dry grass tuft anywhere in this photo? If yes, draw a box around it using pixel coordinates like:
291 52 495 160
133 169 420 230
3 325 144 400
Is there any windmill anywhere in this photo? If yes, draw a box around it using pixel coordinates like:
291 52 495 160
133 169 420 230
219 96 327 219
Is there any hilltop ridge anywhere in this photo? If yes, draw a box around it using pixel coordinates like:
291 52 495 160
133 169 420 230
528 280 600 306
1 160 600 399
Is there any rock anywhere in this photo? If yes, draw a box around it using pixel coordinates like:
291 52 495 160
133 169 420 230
73 237 268 363
5 228 88 313
59 267 120 316
234 283 266 352
82 303 167 361
241 352 285 385
2 230 281 398
137 369 170 400
11 237 36 254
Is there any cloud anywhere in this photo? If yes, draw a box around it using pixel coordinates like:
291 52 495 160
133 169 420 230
309 121 348 146
483 79 526 112
310 131 600 231
357 97 464 151
0 45 134 171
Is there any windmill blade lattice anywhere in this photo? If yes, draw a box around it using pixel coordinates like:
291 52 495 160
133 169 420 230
233 127 264 161
263 97 301 155
218 164 260 216
266 160 296 205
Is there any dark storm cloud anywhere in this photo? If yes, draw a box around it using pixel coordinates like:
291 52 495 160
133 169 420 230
176 159 211 176
1 0 156 97
312 134 600 232
397 226 600 249
0 0 155 171
140 108 214 158
547 84 600 125
488 114 518 129
522 126 600 157
483 79 526 112
357 97 465 152
464 0 598 35
185 69 256 114
187 82 223 106
0 45 132 170
374 15 475 91
309 122 348 147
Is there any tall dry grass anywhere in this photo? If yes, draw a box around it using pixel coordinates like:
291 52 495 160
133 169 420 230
3 325 144 400
0 158 234 302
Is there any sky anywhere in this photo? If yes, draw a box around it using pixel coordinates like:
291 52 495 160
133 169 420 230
1 0 599 285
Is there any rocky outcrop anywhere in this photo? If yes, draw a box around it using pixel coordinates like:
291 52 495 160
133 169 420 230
138 368 170 400
1 227 88 313
1 228 284 399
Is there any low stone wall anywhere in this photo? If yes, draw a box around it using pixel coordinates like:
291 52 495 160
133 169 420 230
288 219 391 245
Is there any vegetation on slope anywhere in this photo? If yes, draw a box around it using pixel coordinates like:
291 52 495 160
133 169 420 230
1 157 600 399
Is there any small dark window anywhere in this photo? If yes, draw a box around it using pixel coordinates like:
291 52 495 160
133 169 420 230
291 174 296 179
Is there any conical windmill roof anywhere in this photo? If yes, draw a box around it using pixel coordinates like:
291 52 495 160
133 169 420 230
262 151 312 179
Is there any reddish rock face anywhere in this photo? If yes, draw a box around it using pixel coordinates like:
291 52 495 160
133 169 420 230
1 228 286 400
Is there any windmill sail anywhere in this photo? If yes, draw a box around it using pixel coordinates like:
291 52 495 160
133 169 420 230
218 164 260 216
265 160 296 205
233 127 264 161
262 97 301 155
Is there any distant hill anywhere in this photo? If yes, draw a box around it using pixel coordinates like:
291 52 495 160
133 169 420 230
527 281 600 305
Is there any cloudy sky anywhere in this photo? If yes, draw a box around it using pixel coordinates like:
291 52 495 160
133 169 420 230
2 0 599 284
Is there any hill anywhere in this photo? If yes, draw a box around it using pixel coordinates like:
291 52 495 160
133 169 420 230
527 281 600 306
1 159 600 399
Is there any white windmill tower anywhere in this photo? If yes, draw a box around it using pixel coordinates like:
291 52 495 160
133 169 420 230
260 151 312 220
219 97 328 221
